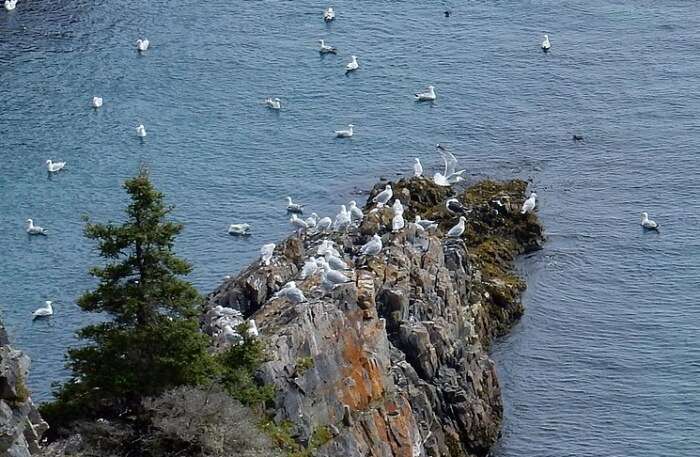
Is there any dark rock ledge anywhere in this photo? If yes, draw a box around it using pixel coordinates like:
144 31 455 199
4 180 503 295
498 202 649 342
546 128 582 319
205 177 544 457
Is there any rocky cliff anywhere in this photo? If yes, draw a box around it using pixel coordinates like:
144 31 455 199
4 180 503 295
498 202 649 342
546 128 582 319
206 177 544 457
0 322 49 457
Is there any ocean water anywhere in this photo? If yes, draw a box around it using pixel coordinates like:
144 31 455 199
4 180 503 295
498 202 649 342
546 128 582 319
1 0 699 455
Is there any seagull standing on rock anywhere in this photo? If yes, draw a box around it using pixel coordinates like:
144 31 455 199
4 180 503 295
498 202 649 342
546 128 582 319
414 158 423 177
325 252 350 271
316 216 332 233
372 185 393 208
333 205 351 231
305 213 318 230
348 201 364 222
415 215 438 231
447 216 466 238
275 282 307 303
521 192 537 214
260 243 275 265
300 257 320 279
360 234 383 256
446 198 469 215
290 214 308 235
640 212 659 231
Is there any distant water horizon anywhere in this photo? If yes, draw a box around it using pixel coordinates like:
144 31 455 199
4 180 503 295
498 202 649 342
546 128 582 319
2 1 699 455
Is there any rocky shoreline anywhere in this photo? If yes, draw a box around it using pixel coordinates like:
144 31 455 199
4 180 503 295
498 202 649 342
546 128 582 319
1 176 543 456
205 177 544 456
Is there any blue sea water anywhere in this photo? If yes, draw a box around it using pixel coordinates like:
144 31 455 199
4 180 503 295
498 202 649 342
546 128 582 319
1 0 699 455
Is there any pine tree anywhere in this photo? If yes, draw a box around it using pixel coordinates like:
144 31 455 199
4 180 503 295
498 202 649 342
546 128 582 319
42 168 215 424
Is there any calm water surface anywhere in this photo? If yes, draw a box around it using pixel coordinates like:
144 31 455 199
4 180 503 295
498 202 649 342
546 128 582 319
1 1 699 455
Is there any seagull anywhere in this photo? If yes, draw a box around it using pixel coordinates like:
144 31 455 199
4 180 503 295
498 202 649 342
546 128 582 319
415 215 438 231
300 257 320 279
414 158 423 177
640 212 659 231
286 196 304 213
91 96 103 108
317 240 341 258
4 0 17 11
264 97 281 110
26 219 47 236
372 185 393 208
260 243 275 265
392 214 405 232
433 173 450 187
345 55 359 73
521 192 537 214
136 124 147 138
392 199 404 216
46 160 66 173
447 216 466 238
275 282 307 303
323 7 335 22
572 134 584 142
305 213 318 229
348 201 364 222
415 85 436 102
321 264 352 286
360 234 383 256
228 223 251 236
325 252 350 270
335 124 354 138
316 216 332 233
290 214 308 234
436 143 466 184
446 198 469 215
32 301 53 319
319 39 337 54
333 205 351 231
541 34 551 52
136 38 150 52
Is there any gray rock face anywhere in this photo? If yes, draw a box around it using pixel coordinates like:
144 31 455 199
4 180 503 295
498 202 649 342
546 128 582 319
0 323 49 457
207 178 544 457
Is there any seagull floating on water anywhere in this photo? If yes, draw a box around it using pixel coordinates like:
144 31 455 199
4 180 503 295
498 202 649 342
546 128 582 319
264 97 281 110
640 212 659 231
260 243 275 265
360 234 383 256
372 184 393 208
136 38 150 52
91 96 103 108
541 34 551 52
136 124 147 138
32 301 53 319
286 196 304 213
447 216 466 238
345 55 359 73
323 7 335 22
335 124 354 138
414 158 423 177
46 160 66 173
521 192 537 214
415 85 436 102
26 219 47 236
4 0 17 11
319 39 337 54
228 223 251 236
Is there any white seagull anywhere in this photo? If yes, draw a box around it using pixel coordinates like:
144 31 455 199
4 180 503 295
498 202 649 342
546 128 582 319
316 216 333 233
392 214 405 232
290 214 308 234
415 85 436 102
136 38 150 52
264 97 281 110
360 234 383 256
91 96 103 108
345 55 359 73
415 215 438 231
228 223 251 236
260 243 275 265
300 257 320 279
414 158 423 177
286 196 304 213
447 216 466 238
348 201 364 222
136 124 147 138
542 34 551 52
521 192 537 214
325 252 350 271
640 212 659 231
46 160 66 173
32 301 53 319
317 240 341 258
4 0 17 11
436 144 466 184
372 184 393 208
305 213 319 229
323 7 335 22
333 205 351 231
319 39 337 54
321 264 352 286
275 282 307 303
392 199 404 216
335 124 354 138
26 219 47 236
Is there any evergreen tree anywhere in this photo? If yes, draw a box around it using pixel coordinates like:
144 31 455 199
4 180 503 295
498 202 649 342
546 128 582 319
42 168 215 424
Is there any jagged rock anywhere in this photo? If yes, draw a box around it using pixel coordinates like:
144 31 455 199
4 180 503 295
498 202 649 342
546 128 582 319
205 177 544 457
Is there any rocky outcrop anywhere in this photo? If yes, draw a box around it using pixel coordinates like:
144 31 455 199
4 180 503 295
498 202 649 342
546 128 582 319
0 322 49 457
207 177 544 457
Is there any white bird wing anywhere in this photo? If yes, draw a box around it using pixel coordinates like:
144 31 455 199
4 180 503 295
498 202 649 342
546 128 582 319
438 147 458 176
